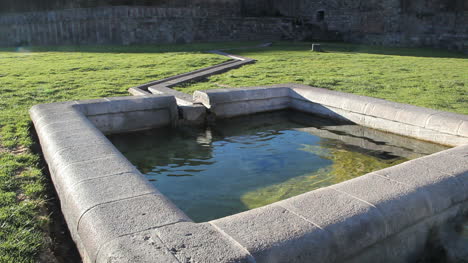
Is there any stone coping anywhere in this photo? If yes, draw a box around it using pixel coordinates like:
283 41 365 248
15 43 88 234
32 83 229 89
31 85 468 263
194 84 468 146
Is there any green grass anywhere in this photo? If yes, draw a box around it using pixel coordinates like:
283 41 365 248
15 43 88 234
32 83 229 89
0 41 467 262
176 42 468 115
0 43 231 263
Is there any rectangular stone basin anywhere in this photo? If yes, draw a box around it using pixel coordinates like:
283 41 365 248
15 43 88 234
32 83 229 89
29 84 468 263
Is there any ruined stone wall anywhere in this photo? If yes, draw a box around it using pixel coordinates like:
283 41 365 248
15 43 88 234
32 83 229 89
0 6 307 46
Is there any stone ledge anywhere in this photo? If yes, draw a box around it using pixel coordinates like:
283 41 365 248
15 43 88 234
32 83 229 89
193 84 468 146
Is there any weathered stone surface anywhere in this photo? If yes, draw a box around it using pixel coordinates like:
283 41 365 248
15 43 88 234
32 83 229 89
278 187 388 259
394 106 440 128
194 87 290 107
374 158 466 213
154 222 255 263
443 144 468 157
0 7 306 46
425 112 468 136
179 104 207 124
87 109 172 134
40 126 109 161
49 142 120 175
362 114 468 146
332 173 433 234
290 99 354 123
39 119 95 136
29 101 77 120
2 2 467 52
78 95 177 116
208 97 290 118
34 110 88 129
63 171 158 230
212 205 333 263
56 154 138 188
96 230 180 263
78 193 190 262
417 150 468 197
457 121 468 137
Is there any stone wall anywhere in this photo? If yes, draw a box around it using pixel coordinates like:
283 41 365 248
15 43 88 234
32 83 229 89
0 0 467 52
266 0 468 52
0 6 308 46
0 0 243 14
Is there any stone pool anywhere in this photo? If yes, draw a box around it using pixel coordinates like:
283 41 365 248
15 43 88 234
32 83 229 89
109 110 447 222
30 84 468 263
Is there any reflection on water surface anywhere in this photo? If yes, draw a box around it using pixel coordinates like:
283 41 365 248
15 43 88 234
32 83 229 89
108 110 448 222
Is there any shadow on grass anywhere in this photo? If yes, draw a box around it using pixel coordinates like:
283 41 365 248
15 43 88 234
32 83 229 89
1 41 466 59
232 41 468 59
0 41 265 54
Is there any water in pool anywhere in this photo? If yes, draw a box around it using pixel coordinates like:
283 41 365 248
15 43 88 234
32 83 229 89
108 110 448 222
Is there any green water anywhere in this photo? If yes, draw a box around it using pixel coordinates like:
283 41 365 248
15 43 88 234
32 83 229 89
108 110 448 222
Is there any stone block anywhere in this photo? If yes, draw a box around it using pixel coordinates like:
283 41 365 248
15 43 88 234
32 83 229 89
87 109 172 134
53 154 138 197
425 112 467 136
29 101 77 120
210 97 290 119
40 126 109 161
34 110 88 129
278 187 387 259
154 222 255 263
363 100 404 121
49 142 120 175
457 120 468 137
179 104 206 123
193 87 290 107
96 230 179 263
393 105 439 126
331 173 432 235
417 151 468 194
78 95 177 116
212 205 333 263
290 86 347 109
78 193 191 262
443 144 468 157
360 115 466 146
340 96 373 114
39 119 95 136
343 220 430 263
63 171 158 230
374 158 465 213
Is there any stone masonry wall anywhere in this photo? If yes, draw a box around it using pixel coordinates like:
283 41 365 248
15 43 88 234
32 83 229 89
267 0 468 52
0 6 306 46
0 0 467 52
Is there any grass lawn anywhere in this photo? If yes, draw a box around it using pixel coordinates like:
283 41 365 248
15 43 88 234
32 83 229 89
177 42 468 115
0 43 231 263
0 41 467 262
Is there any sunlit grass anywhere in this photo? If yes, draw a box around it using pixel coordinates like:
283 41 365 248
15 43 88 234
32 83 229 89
176 42 468 115
0 41 466 262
